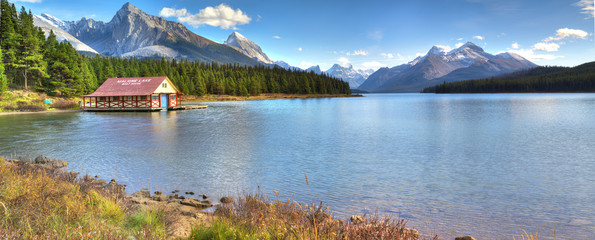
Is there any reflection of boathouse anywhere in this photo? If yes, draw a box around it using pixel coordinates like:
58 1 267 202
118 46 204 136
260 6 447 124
82 76 182 111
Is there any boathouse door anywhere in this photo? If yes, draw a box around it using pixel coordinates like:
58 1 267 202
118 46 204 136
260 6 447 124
160 94 168 110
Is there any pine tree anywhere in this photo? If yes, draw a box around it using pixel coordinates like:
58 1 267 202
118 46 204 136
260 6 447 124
16 8 48 90
0 48 7 95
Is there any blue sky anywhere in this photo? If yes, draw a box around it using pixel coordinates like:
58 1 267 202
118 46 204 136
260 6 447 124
15 0 595 71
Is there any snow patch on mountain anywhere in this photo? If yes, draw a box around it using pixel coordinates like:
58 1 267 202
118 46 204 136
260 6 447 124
37 13 74 31
33 14 99 54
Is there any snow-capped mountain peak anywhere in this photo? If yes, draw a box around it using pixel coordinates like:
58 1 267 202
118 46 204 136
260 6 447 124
428 45 450 55
224 32 274 64
325 64 373 89
448 41 484 55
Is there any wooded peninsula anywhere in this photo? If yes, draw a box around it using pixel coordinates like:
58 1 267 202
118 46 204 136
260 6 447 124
422 62 595 93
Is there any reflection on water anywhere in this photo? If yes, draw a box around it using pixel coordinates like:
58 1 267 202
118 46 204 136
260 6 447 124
1 93 594 239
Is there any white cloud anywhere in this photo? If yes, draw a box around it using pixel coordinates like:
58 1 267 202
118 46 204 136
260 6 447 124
273 36 281 39
415 52 425 57
507 49 563 61
347 50 368 56
574 0 594 18
298 47 303 52
362 61 386 70
160 4 251 30
457 38 464 41
159 7 188 18
544 28 589 41
511 42 520 49
533 42 560 52
337 57 350 67
455 42 464 48
473 35 484 40
380 53 394 59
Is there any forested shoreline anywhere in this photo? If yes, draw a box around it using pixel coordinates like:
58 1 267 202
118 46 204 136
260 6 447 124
422 62 595 93
0 0 350 97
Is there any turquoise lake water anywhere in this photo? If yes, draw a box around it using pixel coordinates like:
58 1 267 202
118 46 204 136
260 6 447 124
1 93 594 239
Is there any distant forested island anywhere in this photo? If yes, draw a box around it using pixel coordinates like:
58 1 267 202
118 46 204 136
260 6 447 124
422 61 595 93
0 1 350 97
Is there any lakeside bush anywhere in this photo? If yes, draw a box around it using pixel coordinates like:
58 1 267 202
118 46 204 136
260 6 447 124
50 99 79 110
16 104 46 112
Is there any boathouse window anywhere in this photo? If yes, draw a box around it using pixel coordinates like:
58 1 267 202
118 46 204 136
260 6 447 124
113 96 119 101
99 97 106 101
171 95 176 100
127 96 132 101
140 96 147 100
152 96 158 101
162 83 167 88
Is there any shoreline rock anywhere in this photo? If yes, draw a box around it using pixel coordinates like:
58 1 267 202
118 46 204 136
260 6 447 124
7 155 68 169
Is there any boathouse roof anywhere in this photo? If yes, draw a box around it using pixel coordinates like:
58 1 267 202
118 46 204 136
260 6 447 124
83 76 180 97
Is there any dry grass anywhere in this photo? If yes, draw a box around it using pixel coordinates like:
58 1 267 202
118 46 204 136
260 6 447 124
189 193 425 240
513 229 557 240
0 158 165 239
0 90 80 112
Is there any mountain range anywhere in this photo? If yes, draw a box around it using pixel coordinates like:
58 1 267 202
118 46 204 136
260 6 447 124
34 3 259 65
31 3 537 92
358 42 537 92
326 64 374 88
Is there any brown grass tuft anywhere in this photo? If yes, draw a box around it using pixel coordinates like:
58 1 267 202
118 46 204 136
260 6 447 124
196 193 425 240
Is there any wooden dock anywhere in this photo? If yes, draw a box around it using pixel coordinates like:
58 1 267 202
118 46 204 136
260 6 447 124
169 105 208 111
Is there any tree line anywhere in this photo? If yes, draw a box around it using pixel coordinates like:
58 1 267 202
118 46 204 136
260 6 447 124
422 62 595 93
0 1 350 96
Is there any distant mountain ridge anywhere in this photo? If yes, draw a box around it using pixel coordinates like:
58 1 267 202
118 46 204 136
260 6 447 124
423 61 595 93
325 64 374 89
35 2 259 65
359 42 537 92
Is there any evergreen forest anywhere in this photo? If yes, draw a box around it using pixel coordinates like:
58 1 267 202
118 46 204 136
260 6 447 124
0 1 350 97
422 62 595 93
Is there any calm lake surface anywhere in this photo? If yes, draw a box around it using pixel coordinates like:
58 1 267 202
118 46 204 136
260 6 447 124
1 93 594 239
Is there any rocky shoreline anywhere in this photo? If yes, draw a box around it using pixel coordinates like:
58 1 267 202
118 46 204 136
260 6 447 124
3 155 479 240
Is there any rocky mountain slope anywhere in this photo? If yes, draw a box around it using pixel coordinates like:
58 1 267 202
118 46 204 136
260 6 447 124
359 42 537 92
224 32 273 64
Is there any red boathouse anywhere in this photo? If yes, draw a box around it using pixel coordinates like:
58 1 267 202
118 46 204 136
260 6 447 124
82 76 183 111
